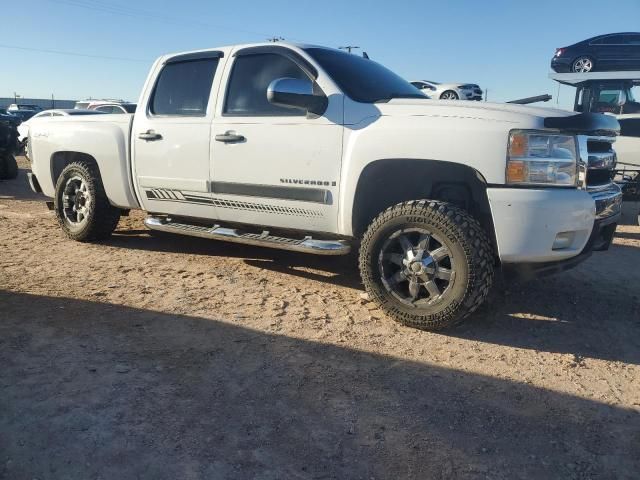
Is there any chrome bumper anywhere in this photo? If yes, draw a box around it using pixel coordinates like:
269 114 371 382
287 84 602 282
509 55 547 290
589 183 623 220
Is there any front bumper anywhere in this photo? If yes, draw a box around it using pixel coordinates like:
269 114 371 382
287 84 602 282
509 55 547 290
460 89 483 101
502 214 618 280
488 183 622 269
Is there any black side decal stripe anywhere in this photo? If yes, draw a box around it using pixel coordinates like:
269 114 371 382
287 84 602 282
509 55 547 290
211 182 330 204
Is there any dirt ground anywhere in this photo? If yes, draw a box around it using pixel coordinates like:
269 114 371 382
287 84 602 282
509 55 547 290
1 157 639 479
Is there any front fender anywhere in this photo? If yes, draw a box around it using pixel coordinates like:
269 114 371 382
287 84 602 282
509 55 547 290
337 114 522 236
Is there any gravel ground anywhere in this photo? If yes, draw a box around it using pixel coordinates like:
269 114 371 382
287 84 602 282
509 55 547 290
1 157 639 479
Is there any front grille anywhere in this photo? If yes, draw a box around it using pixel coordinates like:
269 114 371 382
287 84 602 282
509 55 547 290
587 169 614 186
579 136 617 188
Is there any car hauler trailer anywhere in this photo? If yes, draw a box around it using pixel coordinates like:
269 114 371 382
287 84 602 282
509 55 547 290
550 71 640 223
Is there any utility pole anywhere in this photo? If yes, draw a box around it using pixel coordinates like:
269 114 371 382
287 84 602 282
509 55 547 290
267 36 284 42
52 94 55 109
339 46 360 54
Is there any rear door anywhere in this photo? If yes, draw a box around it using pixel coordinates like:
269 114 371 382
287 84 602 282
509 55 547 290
132 51 223 218
626 34 640 68
593 34 630 69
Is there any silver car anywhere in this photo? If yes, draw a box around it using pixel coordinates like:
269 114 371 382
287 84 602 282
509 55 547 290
411 80 483 101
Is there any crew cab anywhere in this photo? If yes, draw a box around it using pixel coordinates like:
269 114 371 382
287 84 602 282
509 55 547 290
27 42 623 331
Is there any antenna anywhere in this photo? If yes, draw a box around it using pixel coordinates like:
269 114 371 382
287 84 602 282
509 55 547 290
338 46 360 54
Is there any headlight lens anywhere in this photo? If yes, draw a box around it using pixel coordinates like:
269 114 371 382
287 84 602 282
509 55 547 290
506 131 578 186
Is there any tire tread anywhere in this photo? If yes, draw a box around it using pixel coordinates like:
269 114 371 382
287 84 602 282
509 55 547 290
359 200 494 331
54 160 121 242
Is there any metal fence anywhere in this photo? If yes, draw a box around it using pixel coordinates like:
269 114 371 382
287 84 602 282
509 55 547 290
0 97 77 110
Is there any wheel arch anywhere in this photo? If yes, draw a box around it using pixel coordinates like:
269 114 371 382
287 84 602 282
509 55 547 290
351 158 497 253
49 149 139 209
51 151 101 188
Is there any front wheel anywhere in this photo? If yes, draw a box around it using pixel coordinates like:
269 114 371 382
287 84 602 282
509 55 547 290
440 90 459 100
359 200 494 331
54 160 121 241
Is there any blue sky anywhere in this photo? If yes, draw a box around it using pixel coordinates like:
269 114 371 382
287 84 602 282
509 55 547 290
2 0 639 109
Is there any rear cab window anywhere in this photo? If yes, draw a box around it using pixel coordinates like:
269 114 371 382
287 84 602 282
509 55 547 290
150 54 221 116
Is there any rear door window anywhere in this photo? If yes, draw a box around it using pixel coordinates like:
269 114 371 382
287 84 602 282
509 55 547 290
150 58 220 116
626 34 640 46
601 35 629 45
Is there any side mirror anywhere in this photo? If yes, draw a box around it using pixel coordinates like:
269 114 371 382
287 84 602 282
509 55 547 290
267 77 328 116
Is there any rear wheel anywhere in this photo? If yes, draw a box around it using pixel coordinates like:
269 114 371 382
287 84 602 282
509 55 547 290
359 200 494 331
572 56 594 73
440 90 459 100
0 154 18 180
54 161 121 241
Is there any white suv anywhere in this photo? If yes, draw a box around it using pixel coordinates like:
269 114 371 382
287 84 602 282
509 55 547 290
411 80 483 100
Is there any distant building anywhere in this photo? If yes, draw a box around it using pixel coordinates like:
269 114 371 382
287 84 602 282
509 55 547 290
0 97 77 110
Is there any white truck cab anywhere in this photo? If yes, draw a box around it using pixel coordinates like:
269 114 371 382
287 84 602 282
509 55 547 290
27 43 623 331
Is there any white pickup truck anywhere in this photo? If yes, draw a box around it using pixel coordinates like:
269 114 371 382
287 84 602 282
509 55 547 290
27 42 623 331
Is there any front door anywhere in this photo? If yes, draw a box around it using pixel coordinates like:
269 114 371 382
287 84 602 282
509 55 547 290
132 52 222 218
210 48 343 233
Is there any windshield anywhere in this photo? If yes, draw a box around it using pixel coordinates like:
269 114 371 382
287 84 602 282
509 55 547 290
304 47 425 103
122 104 137 113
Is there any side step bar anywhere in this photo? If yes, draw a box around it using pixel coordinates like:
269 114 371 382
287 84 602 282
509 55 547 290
144 216 351 256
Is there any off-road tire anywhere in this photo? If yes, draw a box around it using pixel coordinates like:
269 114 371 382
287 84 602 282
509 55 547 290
0 154 18 180
54 161 121 242
359 200 494 331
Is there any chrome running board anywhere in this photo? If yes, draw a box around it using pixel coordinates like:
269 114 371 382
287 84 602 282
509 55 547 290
144 216 351 256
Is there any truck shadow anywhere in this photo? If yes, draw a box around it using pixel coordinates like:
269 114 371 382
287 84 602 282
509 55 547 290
1 289 638 479
108 229 363 290
453 243 640 365
107 229 640 365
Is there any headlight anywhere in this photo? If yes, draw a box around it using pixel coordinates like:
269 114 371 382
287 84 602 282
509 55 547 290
506 130 578 186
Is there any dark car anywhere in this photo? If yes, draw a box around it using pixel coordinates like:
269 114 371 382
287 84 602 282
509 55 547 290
0 118 19 179
551 32 640 73
0 108 22 126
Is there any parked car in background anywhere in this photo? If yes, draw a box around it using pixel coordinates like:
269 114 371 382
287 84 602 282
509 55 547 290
90 103 137 114
74 99 130 110
0 108 22 126
551 32 640 73
0 116 18 179
7 103 43 113
6 104 43 122
410 80 483 100
17 109 104 153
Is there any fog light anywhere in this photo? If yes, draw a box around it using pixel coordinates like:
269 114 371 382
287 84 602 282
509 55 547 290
552 231 575 250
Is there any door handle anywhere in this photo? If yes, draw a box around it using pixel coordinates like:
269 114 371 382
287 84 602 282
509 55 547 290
138 130 162 141
215 131 245 143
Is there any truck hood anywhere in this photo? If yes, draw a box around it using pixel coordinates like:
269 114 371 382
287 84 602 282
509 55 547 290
376 99 575 121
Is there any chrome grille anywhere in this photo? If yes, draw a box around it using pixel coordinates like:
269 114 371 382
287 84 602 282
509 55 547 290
577 135 623 220
577 136 617 189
